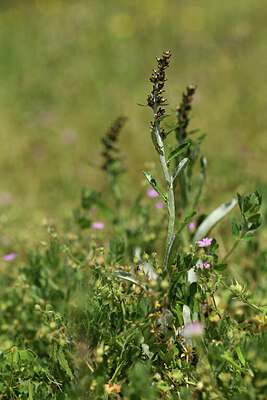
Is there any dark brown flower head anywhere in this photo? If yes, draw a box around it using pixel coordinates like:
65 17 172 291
147 50 171 110
101 116 127 172
176 84 197 140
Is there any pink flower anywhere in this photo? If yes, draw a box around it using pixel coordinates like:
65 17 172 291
189 221 196 231
198 237 213 247
182 321 204 339
155 202 165 209
3 253 16 261
146 189 159 198
91 222 104 229
199 262 210 269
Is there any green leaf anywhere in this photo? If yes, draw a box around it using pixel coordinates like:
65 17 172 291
214 263 228 272
138 298 148 317
177 210 198 234
150 129 161 154
114 271 145 288
188 129 201 135
143 171 167 203
57 346 74 380
172 158 190 182
236 346 246 366
164 233 180 271
137 103 149 107
237 192 244 212
222 352 243 372
175 305 183 326
248 213 262 230
166 142 190 167
28 381 34 400
165 124 179 138
193 199 237 242
240 232 254 241
231 218 240 239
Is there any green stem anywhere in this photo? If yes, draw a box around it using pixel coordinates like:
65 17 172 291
153 105 176 250
216 273 265 313
110 319 148 343
108 173 128 247
220 229 245 264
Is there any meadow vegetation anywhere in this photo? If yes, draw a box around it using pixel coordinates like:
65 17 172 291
0 1 267 399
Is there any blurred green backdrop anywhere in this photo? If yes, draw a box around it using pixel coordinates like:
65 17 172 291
0 0 266 253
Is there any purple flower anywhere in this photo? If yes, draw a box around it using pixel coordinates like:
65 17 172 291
199 262 210 269
182 321 204 339
155 202 165 209
146 189 159 198
198 237 213 247
91 222 104 229
189 221 196 231
3 253 16 261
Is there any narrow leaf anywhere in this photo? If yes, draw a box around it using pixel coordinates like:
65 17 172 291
137 103 149 107
164 233 180 271
114 271 145 288
193 199 237 242
167 142 190 167
183 305 191 325
231 218 240 239
143 171 167 202
236 346 246 366
177 211 198 234
150 130 161 154
172 158 190 182
237 192 244 212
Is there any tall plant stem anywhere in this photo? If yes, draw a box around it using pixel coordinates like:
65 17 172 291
220 228 245 264
153 103 176 247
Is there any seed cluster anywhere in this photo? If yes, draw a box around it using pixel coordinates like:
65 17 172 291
176 84 197 140
101 116 127 172
147 50 171 139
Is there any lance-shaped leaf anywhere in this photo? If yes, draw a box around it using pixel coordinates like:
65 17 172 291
143 171 167 203
172 158 190 183
166 142 190 167
177 210 198 234
182 305 192 325
114 271 145 288
150 129 161 154
193 199 237 242
164 233 180 270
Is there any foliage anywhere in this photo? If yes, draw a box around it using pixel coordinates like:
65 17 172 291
0 51 266 400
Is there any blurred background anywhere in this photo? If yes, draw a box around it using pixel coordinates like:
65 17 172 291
0 0 266 253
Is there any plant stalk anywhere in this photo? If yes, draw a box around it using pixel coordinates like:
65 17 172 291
153 103 176 247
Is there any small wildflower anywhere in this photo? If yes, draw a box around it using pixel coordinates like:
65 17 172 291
91 222 104 229
199 262 210 269
3 253 16 261
147 188 159 198
182 321 204 339
198 237 213 247
189 221 196 231
155 201 165 209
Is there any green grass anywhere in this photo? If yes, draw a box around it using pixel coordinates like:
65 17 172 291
0 0 267 252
